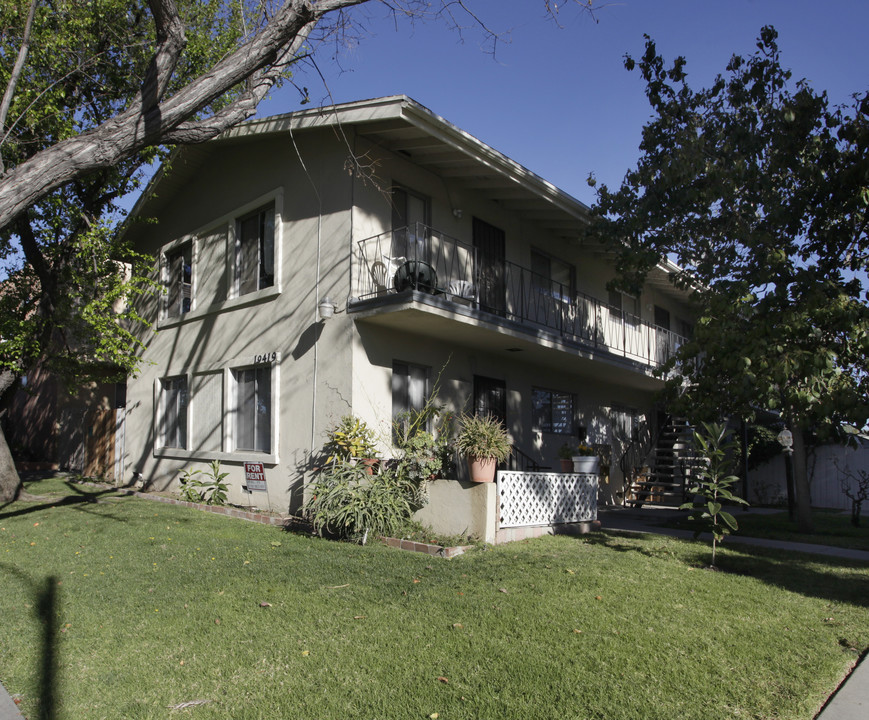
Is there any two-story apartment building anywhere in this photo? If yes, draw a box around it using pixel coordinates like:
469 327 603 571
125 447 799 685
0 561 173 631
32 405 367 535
122 96 696 525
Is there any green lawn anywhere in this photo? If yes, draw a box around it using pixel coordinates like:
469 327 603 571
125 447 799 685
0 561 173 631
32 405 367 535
733 510 869 552
1 478 868 720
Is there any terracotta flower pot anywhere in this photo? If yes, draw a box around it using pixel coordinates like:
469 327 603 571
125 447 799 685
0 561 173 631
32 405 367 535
560 458 574 473
360 458 379 475
467 456 497 483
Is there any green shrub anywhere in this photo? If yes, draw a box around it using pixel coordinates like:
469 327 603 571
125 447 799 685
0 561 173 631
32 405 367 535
177 460 229 506
325 414 378 462
303 462 418 543
395 430 442 484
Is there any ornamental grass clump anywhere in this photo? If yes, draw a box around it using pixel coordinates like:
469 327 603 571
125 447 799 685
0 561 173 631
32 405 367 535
303 462 417 544
454 413 512 462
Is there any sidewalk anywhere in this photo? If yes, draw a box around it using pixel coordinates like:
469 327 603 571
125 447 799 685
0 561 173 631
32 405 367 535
0 682 23 720
598 505 869 562
597 505 869 720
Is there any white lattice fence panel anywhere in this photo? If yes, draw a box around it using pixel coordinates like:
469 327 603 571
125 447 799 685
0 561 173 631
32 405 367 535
497 471 598 528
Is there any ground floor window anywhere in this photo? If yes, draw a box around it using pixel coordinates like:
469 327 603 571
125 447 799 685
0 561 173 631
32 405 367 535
233 365 271 453
392 361 430 436
153 355 278 461
159 376 188 449
532 387 574 435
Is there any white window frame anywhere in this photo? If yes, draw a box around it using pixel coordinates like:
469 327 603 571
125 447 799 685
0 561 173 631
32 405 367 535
225 353 280 462
156 190 283 325
156 375 189 450
235 204 275 297
230 363 273 454
228 190 283 301
153 353 280 464
159 236 197 323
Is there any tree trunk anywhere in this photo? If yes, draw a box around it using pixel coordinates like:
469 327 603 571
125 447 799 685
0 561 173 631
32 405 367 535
790 424 814 534
0 423 22 503
0 369 23 502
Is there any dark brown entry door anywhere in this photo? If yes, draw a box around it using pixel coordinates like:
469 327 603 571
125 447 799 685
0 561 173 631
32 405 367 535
473 375 506 427
85 405 115 480
473 217 506 316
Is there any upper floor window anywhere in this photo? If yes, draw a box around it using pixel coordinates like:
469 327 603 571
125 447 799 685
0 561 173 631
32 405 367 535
236 204 275 296
531 249 575 302
164 242 192 319
608 289 640 326
676 317 694 339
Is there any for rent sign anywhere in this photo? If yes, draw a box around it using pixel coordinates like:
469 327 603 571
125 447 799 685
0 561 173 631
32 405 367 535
244 462 267 491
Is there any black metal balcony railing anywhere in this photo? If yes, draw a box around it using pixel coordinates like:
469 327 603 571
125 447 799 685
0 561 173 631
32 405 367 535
354 223 687 368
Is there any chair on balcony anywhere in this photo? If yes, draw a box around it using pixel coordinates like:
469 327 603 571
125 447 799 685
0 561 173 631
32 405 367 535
369 260 390 296
446 279 476 306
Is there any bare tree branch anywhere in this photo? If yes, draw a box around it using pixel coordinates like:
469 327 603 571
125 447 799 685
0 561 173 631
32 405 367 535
0 0 368 231
0 0 39 174
139 0 189 108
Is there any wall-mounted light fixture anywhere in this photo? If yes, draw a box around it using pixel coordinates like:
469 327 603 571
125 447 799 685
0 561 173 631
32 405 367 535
318 296 337 321
776 428 793 455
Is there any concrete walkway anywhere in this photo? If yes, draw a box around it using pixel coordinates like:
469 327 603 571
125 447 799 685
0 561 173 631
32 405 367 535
598 505 868 719
0 682 23 720
598 505 869 562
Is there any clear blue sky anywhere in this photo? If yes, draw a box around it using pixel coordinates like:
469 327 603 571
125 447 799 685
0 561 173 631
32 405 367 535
259 0 869 207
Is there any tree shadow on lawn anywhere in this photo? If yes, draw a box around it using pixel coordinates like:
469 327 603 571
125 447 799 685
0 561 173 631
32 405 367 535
1 564 59 720
0 480 129 522
583 530 869 609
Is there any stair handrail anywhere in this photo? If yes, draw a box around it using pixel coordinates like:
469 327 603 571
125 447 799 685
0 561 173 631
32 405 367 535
618 417 657 486
507 446 551 472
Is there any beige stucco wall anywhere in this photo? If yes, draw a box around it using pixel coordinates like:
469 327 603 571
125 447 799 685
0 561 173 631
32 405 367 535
123 129 359 512
413 479 497 544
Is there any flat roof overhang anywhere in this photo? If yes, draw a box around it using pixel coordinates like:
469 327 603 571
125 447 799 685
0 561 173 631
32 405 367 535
350 293 668 392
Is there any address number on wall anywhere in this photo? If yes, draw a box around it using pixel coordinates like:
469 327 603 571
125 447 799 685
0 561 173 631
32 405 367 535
254 352 277 364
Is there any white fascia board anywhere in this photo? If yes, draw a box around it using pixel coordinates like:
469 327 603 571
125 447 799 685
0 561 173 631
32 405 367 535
220 95 413 138
397 99 591 223
221 96 591 224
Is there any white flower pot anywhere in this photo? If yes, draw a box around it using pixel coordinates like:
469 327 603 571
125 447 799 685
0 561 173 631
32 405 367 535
572 456 600 474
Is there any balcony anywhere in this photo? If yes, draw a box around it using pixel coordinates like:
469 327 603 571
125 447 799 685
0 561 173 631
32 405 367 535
352 224 686 370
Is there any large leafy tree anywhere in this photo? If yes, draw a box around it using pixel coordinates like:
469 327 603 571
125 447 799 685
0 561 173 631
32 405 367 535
0 0 262 500
0 0 441 500
589 26 869 532
0 0 597 501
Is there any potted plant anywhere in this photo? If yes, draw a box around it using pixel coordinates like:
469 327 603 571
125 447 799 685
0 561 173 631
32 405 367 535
325 414 379 472
455 413 512 483
572 443 600 474
558 443 576 472
396 430 442 483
